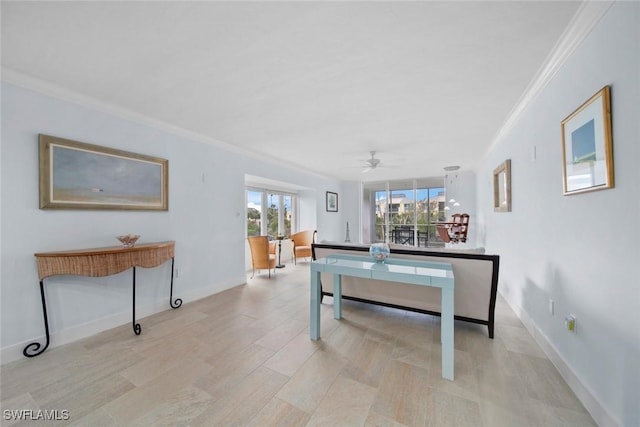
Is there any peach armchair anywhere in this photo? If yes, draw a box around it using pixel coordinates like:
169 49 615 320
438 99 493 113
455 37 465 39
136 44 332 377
247 236 277 278
290 230 317 264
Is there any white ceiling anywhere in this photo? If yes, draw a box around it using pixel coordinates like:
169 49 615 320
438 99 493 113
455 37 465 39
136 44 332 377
1 1 584 182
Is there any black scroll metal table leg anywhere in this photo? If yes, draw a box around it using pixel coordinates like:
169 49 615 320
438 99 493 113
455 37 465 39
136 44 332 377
23 280 51 357
169 257 182 309
132 267 141 335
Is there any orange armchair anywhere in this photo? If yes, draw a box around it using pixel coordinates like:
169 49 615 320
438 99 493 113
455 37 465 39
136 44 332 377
290 230 317 264
247 236 277 278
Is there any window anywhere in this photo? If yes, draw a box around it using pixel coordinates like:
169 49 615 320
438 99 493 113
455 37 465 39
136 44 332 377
267 193 280 236
246 188 296 237
246 190 262 237
366 179 445 247
282 194 292 236
374 190 387 242
415 187 446 246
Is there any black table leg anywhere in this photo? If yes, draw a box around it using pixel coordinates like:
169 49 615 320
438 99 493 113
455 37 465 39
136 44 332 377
132 267 141 335
169 258 182 309
23 280 50 357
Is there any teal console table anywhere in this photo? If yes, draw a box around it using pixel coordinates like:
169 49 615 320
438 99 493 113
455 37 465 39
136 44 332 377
310 254 455 380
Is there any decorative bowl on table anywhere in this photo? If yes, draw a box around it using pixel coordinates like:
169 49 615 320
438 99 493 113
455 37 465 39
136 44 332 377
117 234 140 248
369 243 390 263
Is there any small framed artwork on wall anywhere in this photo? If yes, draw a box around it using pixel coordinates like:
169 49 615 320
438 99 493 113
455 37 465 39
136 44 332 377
493 159 511 212
561 86 614 195
326 191 338 212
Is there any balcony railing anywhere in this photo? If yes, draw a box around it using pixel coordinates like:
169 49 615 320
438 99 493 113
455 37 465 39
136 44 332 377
375 224 445 248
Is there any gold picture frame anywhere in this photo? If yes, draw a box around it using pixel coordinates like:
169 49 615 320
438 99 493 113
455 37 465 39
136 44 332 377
561 86 614 195
39 134 169 210
493 159 511 212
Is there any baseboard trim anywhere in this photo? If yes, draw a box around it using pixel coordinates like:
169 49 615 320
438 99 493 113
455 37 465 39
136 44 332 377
1 277 246 365
500 291 619 427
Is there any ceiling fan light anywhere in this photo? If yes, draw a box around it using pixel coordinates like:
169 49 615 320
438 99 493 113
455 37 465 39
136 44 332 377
362 151 381 172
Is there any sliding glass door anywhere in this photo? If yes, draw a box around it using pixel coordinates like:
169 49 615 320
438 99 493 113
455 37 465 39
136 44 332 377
415 187 446 246
366 179 445 247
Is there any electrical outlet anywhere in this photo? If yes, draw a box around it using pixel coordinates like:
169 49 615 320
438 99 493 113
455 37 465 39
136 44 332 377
565 314 576 333
549 299 554 315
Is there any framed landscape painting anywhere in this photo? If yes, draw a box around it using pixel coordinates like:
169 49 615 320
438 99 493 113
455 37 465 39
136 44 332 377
39 134 169 210
561 86 614 195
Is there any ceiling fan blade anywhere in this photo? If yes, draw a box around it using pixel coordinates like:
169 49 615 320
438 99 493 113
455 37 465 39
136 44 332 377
361 167 372 173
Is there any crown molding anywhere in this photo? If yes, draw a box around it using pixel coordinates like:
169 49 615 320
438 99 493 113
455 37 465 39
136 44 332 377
1 67 329 179
488 0 615 151
1 66 239 150
3 1 614 177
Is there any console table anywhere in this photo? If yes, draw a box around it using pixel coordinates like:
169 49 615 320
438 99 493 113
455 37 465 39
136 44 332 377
24 241 181 357
310 254 455 380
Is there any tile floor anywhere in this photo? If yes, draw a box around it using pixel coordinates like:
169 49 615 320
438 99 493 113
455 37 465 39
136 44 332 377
0 262 596 426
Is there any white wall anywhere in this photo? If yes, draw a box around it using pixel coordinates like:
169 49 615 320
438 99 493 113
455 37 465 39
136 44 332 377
298 189 318 233
0 81 344 362
338 181 361 243
476 3 639 426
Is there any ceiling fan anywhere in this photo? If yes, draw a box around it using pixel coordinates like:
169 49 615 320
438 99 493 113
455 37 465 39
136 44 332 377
361 151 382 173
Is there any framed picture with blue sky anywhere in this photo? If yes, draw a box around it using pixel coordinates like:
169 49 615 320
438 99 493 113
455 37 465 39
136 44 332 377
560 86 614 195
